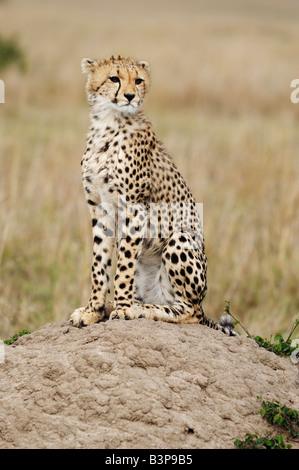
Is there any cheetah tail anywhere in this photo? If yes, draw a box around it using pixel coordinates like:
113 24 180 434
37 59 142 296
219 314 239 336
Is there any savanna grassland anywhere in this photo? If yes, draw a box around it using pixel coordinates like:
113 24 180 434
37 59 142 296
0 0 299 339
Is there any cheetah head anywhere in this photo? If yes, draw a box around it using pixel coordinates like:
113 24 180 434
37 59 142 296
81 55 150 116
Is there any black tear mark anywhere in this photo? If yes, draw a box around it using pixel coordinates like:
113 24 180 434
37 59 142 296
113 79 121 103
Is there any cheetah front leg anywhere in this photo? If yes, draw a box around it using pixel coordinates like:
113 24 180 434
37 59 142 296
70 202 115 327
110 204 146 320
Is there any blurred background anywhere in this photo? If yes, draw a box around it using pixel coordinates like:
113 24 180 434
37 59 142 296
0 0 299 339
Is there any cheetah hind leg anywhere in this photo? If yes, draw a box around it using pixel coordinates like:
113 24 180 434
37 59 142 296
110 302 202 324
110 303 239 336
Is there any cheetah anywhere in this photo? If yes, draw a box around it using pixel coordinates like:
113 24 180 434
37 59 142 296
70 55 236 335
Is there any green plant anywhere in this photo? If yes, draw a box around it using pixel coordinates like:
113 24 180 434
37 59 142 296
224 302 299 358
234 398 298 449
258 397 299 438
224 301 252 337
234 432 292 449
254 319 299 357
4 329 31 345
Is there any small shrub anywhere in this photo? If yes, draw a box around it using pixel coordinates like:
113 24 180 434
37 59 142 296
224 302 299 358
234 398 298 449
234 432 292 449
258 397 299 439
254 319 299 358
4 329 31 345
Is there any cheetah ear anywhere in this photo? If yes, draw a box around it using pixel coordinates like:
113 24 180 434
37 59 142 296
138 60 150 73
81 58 97 74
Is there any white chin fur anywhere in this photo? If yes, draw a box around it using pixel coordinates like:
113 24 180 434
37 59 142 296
112 101 139 115
89 95 139 116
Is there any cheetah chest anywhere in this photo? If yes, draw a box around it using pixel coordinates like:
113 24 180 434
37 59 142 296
82 133 125 207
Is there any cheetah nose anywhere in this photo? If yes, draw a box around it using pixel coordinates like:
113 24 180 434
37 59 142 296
124 93 135 103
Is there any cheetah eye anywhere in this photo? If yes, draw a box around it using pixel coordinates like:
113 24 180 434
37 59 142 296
135 78 143 85
109 76 120 83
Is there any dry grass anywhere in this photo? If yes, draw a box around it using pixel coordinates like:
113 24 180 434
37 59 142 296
1 0 299 339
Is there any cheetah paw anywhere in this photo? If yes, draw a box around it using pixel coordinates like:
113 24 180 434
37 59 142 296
70 307 104 327
110 307 142 321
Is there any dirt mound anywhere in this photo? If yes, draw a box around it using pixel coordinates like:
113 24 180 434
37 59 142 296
0 319 298 449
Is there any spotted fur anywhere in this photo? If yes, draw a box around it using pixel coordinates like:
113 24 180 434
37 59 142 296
70 55 237 336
